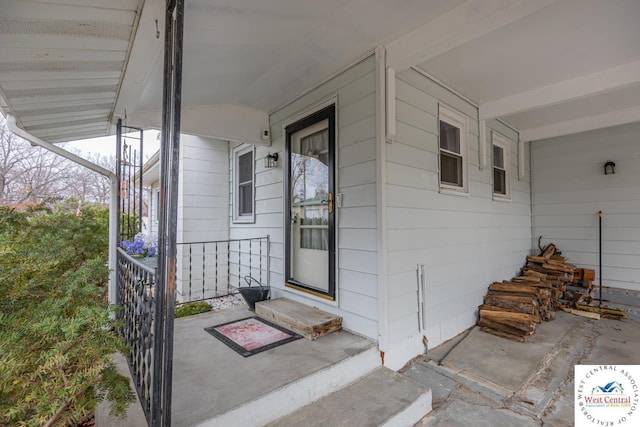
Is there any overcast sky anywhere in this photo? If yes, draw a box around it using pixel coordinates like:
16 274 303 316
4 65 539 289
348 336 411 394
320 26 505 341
62 129 160 161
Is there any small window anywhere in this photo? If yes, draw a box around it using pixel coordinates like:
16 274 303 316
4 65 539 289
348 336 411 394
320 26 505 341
233 145 255 222
492 131 511 200
439 105 468 192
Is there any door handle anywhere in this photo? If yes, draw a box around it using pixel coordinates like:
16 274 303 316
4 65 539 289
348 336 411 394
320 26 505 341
328 193 334 214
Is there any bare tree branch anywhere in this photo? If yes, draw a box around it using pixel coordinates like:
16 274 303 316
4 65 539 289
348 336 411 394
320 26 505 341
0 116 114 207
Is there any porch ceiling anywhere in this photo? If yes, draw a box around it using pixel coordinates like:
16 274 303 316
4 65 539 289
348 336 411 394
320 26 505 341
0 0 149 143
410 0 640 141
130 0 465 119
1 0 639 144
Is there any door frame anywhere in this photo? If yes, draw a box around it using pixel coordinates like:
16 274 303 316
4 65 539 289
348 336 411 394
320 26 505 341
284 104 336 300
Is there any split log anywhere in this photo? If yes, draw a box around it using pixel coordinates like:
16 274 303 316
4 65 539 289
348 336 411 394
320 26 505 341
563 290 591 305
573 267 595 281
583 269 595 281
485 294 539 305
542 263 575 274
525 264 572 280
566 285 592 293
540 243 556 261
557 298 573 309
523 269 547 280
509 279 552 289
514 275 541 282
478 318 535 336
479 308 541 324
489 282 541 295
526 255 547 264
547 258 575 268
581 279 594 290
480 300 536 315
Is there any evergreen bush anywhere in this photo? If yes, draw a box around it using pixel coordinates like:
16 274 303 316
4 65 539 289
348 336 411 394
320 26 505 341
0 202 133 426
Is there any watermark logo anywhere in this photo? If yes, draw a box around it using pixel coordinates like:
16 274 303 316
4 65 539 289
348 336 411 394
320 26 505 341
575 365 639 426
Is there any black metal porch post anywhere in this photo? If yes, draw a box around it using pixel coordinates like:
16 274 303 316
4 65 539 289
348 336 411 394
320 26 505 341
153 0 184 425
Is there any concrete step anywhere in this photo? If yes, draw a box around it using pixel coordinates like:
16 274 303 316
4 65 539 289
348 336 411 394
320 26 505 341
404 312 597 423
265 367 432 427
255 298 342 340
203 339 380 426
97 307 380 427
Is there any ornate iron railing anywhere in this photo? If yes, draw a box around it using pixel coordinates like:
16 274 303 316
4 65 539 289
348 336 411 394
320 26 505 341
116 249 157 423
176 236 270 304
118 130 144 243
115 0 184 425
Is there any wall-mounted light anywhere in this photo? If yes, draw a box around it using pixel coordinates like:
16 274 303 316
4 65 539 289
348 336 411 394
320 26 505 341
604 160 616 175
265 152 279 169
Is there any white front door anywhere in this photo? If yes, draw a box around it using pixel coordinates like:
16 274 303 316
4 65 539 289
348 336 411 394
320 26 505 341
285 105 336 300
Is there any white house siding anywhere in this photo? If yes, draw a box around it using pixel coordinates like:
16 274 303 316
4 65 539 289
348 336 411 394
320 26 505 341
531 122 640 292
147 180 160 237
229 55 378 339
176 134 230 301
387 69 532 349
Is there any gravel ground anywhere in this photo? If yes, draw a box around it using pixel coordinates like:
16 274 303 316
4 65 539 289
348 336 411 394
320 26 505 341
206 293 246 311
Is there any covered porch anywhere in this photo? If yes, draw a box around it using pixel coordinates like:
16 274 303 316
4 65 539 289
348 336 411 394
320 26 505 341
2 0 640 426
97 302 431 427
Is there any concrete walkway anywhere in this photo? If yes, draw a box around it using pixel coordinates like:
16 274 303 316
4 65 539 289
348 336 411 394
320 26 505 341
406 311 640 426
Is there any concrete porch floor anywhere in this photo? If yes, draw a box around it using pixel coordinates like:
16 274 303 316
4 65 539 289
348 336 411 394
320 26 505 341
406 311 640 426
99 308 640 426
97 305 378 427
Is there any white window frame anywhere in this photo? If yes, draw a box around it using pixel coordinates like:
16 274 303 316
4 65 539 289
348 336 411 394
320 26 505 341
438 105 468 194
232 144 255 223
491 131 511 200
153 188 160 225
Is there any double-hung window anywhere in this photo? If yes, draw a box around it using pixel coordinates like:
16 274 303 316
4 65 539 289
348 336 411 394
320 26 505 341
438 105 468 193
233 145 255 222
492 131 511 200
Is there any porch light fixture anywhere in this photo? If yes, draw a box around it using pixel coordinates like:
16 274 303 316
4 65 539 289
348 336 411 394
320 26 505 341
604 161 616 175
265 152 279 169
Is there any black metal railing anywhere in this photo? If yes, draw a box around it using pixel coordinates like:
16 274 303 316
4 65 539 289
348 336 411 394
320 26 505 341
117 122 144 243
116 248 158 423
115 0 183 424
176 236 270 304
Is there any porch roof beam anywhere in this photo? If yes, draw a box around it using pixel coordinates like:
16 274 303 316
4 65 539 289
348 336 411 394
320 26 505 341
480 60 640 121
386 0 560 72
519 105 640 142
129 104 270 146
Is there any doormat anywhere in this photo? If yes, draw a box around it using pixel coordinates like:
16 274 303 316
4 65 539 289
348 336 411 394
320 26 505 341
205 317 302 357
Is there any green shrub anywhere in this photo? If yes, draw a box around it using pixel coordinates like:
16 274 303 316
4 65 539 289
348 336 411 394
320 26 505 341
175 301 212 318
0 202 132 426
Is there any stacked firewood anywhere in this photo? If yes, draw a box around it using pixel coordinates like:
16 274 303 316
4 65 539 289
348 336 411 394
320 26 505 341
561 268 595 307
477 243 577 342
523 243 576 313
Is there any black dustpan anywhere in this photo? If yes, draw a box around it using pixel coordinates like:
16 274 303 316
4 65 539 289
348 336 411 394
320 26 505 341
237 276 270 311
